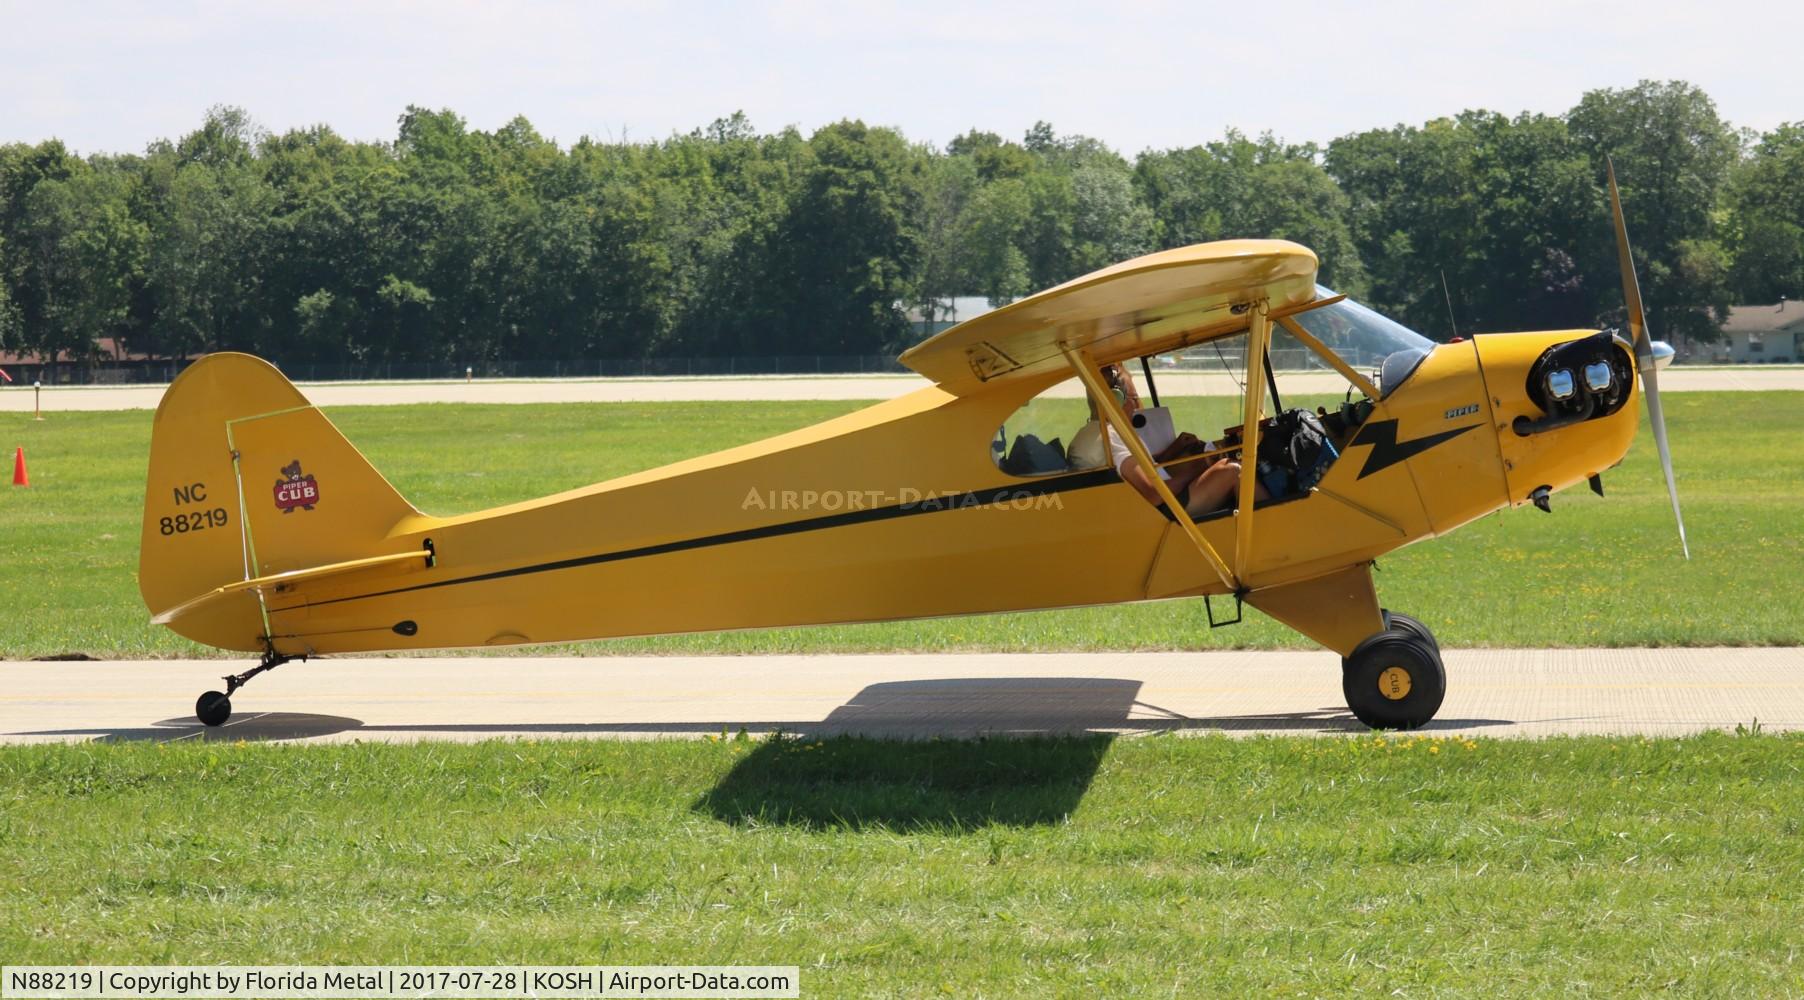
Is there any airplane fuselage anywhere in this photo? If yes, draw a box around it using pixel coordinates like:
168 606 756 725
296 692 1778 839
141 326 1638 659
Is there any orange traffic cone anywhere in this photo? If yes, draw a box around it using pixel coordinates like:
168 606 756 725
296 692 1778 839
11 447 27 487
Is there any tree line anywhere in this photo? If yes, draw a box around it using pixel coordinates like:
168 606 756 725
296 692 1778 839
0 79 1798 368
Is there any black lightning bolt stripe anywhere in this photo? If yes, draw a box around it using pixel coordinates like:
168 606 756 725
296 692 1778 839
1348 419 1481 479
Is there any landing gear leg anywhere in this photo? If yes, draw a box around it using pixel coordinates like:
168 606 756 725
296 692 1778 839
195 645 305 727
1342 613 1446 730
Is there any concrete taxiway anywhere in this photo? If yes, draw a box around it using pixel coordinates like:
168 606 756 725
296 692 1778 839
5 365 1802 412
3 648 1800 744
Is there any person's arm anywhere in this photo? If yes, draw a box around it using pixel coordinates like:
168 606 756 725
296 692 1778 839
1152 433 1214 492
1117 453 1167 506
1109 425 1169 506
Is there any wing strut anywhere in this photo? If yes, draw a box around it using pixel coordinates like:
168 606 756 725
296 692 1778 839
1062 344 1238 593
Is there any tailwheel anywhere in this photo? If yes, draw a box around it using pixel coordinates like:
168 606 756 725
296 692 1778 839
193 643 305 727
1342 626 1446 730
196 690 232 727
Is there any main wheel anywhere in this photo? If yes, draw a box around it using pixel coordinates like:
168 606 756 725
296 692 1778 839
1342 630 1445 730
1382 609 1440 654
196 690 232 727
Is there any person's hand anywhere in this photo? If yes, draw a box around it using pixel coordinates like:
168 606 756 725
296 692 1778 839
1158 432 1200 461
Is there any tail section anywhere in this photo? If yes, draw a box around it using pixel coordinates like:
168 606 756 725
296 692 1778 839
140 354 421 651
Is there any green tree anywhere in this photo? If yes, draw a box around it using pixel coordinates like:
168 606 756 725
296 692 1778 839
1568 80 1741 341
1142 132 1364 297
1724 123 1804 303
1329 113 1601 336
0 141 80 352
16 160 147 362
1011 125 1147 288
647 116 807 356
955 177 1031 304
946 129 1033 182
913 152 981 328
3 92 1766 370
765 120 924 354
0 235 19 351
1069 163 1154 275
142 111 276 358
258 125 394 362
0 140 78 239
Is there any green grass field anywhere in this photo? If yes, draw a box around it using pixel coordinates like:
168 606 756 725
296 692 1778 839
3 733 1801 994
1 391 1800 658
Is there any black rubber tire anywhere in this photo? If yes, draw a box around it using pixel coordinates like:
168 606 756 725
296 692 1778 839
196 690 232 727
1383 609 1440 654
1342 630 1445 730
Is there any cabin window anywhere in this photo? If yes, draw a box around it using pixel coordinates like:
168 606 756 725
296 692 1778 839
1109 328 1375 503
1147 327 1372 446
1286 287 1434 398
989 293 1416 492
992 376 1107 477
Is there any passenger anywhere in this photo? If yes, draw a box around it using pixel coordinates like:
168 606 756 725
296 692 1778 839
1100 364 1266 520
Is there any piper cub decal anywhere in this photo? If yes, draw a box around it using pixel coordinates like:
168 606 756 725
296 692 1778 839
274 460 319 513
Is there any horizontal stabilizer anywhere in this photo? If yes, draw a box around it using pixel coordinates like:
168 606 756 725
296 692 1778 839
149 547 435 626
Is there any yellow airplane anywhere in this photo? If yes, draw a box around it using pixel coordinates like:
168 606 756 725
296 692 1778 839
140 164 1685 731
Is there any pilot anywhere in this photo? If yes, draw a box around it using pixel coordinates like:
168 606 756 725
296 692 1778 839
1100 364 1264 520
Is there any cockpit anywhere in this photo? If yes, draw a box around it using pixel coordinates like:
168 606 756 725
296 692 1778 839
991 287 1439 513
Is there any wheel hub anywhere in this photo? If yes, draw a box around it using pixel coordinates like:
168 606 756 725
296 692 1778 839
1377 666 1413 701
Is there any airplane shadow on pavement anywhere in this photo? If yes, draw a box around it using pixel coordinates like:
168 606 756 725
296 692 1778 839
61 713 368 743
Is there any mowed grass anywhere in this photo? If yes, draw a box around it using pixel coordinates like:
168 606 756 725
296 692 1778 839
3 733 1803 994
0 392 1799 658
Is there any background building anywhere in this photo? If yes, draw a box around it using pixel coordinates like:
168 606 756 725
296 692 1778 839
1717 302 1804 363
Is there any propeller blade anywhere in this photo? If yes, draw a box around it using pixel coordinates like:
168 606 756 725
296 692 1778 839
1606 157 1690 559
1639 354 1690 558
1607 160 1650 353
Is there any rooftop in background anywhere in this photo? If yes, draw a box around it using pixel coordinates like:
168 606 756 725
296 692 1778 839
1722 301 1804 334
1709 302 1804 364
0 337 151 367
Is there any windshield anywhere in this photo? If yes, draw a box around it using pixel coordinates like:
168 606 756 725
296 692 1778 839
1288 285 1435 369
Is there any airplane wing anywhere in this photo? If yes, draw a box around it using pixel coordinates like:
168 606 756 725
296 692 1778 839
900 239 1319 396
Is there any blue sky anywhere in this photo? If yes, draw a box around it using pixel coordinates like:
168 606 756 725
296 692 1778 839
2 0 1797 156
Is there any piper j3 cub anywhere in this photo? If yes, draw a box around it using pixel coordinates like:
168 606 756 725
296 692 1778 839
141 164 1686 731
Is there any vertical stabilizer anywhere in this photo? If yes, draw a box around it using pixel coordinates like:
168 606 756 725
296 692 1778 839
139 354 419 651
